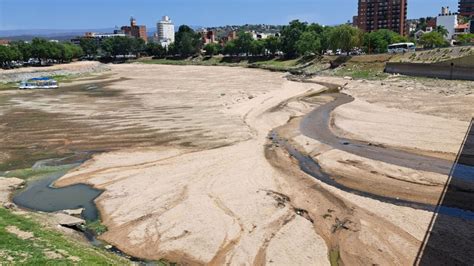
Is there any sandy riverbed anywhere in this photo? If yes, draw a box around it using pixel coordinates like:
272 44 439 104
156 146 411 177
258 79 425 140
2 63 473 264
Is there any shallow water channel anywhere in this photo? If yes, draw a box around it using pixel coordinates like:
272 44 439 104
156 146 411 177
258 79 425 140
269 130 474 220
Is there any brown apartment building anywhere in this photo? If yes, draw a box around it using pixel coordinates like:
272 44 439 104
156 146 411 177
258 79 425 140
357 0 408 36
121 17 148 42
459 0 474 17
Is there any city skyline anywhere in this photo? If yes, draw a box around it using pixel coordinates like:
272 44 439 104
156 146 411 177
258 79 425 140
0 0 460 30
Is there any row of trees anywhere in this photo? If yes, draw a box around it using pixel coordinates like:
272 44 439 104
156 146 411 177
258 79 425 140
83 21 423 60
82 21 457 60
0 38 83 67
2 20 468 68
204 21 453 58
205 22 401 58
80 37 146 58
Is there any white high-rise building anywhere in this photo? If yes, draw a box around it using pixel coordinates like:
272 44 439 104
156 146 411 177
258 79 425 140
437 6 458 40
157 16 175 48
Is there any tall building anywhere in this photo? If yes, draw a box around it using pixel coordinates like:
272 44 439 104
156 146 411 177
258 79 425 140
121 17 148 42
437 6 458 40
357 0 408 35
157 16 175 48
459 0 474 17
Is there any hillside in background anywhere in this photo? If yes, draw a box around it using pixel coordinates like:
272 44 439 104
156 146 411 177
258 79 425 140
0 24 279 41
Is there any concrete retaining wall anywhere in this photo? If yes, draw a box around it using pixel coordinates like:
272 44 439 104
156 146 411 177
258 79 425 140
385 62 474 81
437 55 474 68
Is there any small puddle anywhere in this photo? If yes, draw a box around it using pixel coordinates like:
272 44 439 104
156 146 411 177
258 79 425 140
12 154 103 221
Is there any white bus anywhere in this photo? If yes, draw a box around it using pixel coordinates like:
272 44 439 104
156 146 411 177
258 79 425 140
387 42 416 54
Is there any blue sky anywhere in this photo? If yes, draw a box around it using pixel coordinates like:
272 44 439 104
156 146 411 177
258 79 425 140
0 0 459 30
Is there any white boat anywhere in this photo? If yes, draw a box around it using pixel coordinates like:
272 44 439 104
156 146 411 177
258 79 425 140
19 77 58 89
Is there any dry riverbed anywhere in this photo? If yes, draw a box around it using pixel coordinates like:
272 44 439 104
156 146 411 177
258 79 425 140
1 63 473 265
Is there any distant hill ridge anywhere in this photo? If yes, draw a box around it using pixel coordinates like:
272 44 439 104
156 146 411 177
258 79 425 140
0 24 283 41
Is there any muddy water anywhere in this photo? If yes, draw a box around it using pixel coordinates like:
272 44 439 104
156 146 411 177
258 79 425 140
12 156 103 221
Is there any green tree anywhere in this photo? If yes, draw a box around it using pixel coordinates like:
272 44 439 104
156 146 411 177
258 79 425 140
31 38 52 63
419 31 449 48
174 25 202 57
203 43 222 56
329 25 362 55
280 20 307 58
296 31 321 56
70 43 84 59
49 42 63 62
263 36 280 56
166 43 177 56
249 39 265 56
60 43 83 62
363 29 407 53
234 31 254 56
146 42 166 58
0 45 11 66
1 39 82 68
307 23 324 35
79 38 99 58
435 26 449 38
0 45 21 67
223 40 237 56
101 36 133 58
457 34 474 45
131 38 146 57
320 26 334 53
10 41 32 61
60 43 74 62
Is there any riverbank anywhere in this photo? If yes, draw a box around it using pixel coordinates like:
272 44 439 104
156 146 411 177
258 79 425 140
0 174 129 264
51 64 471 264
0 61 110 84
1 63 473 264
135 46 474 80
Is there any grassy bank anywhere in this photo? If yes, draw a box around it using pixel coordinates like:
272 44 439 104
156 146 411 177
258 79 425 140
0 208 128 265
136 55 390 80
2 165 75 180
137 48 474 81
137 55 312 69
85 220 108 236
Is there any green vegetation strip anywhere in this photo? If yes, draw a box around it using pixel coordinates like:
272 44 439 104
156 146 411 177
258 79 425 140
3 165 75 180
0 208 128 265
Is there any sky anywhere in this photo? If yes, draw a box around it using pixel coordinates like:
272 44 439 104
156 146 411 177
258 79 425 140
0 0 460 30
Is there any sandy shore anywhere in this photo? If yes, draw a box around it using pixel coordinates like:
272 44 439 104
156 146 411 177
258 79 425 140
2 63 473 264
